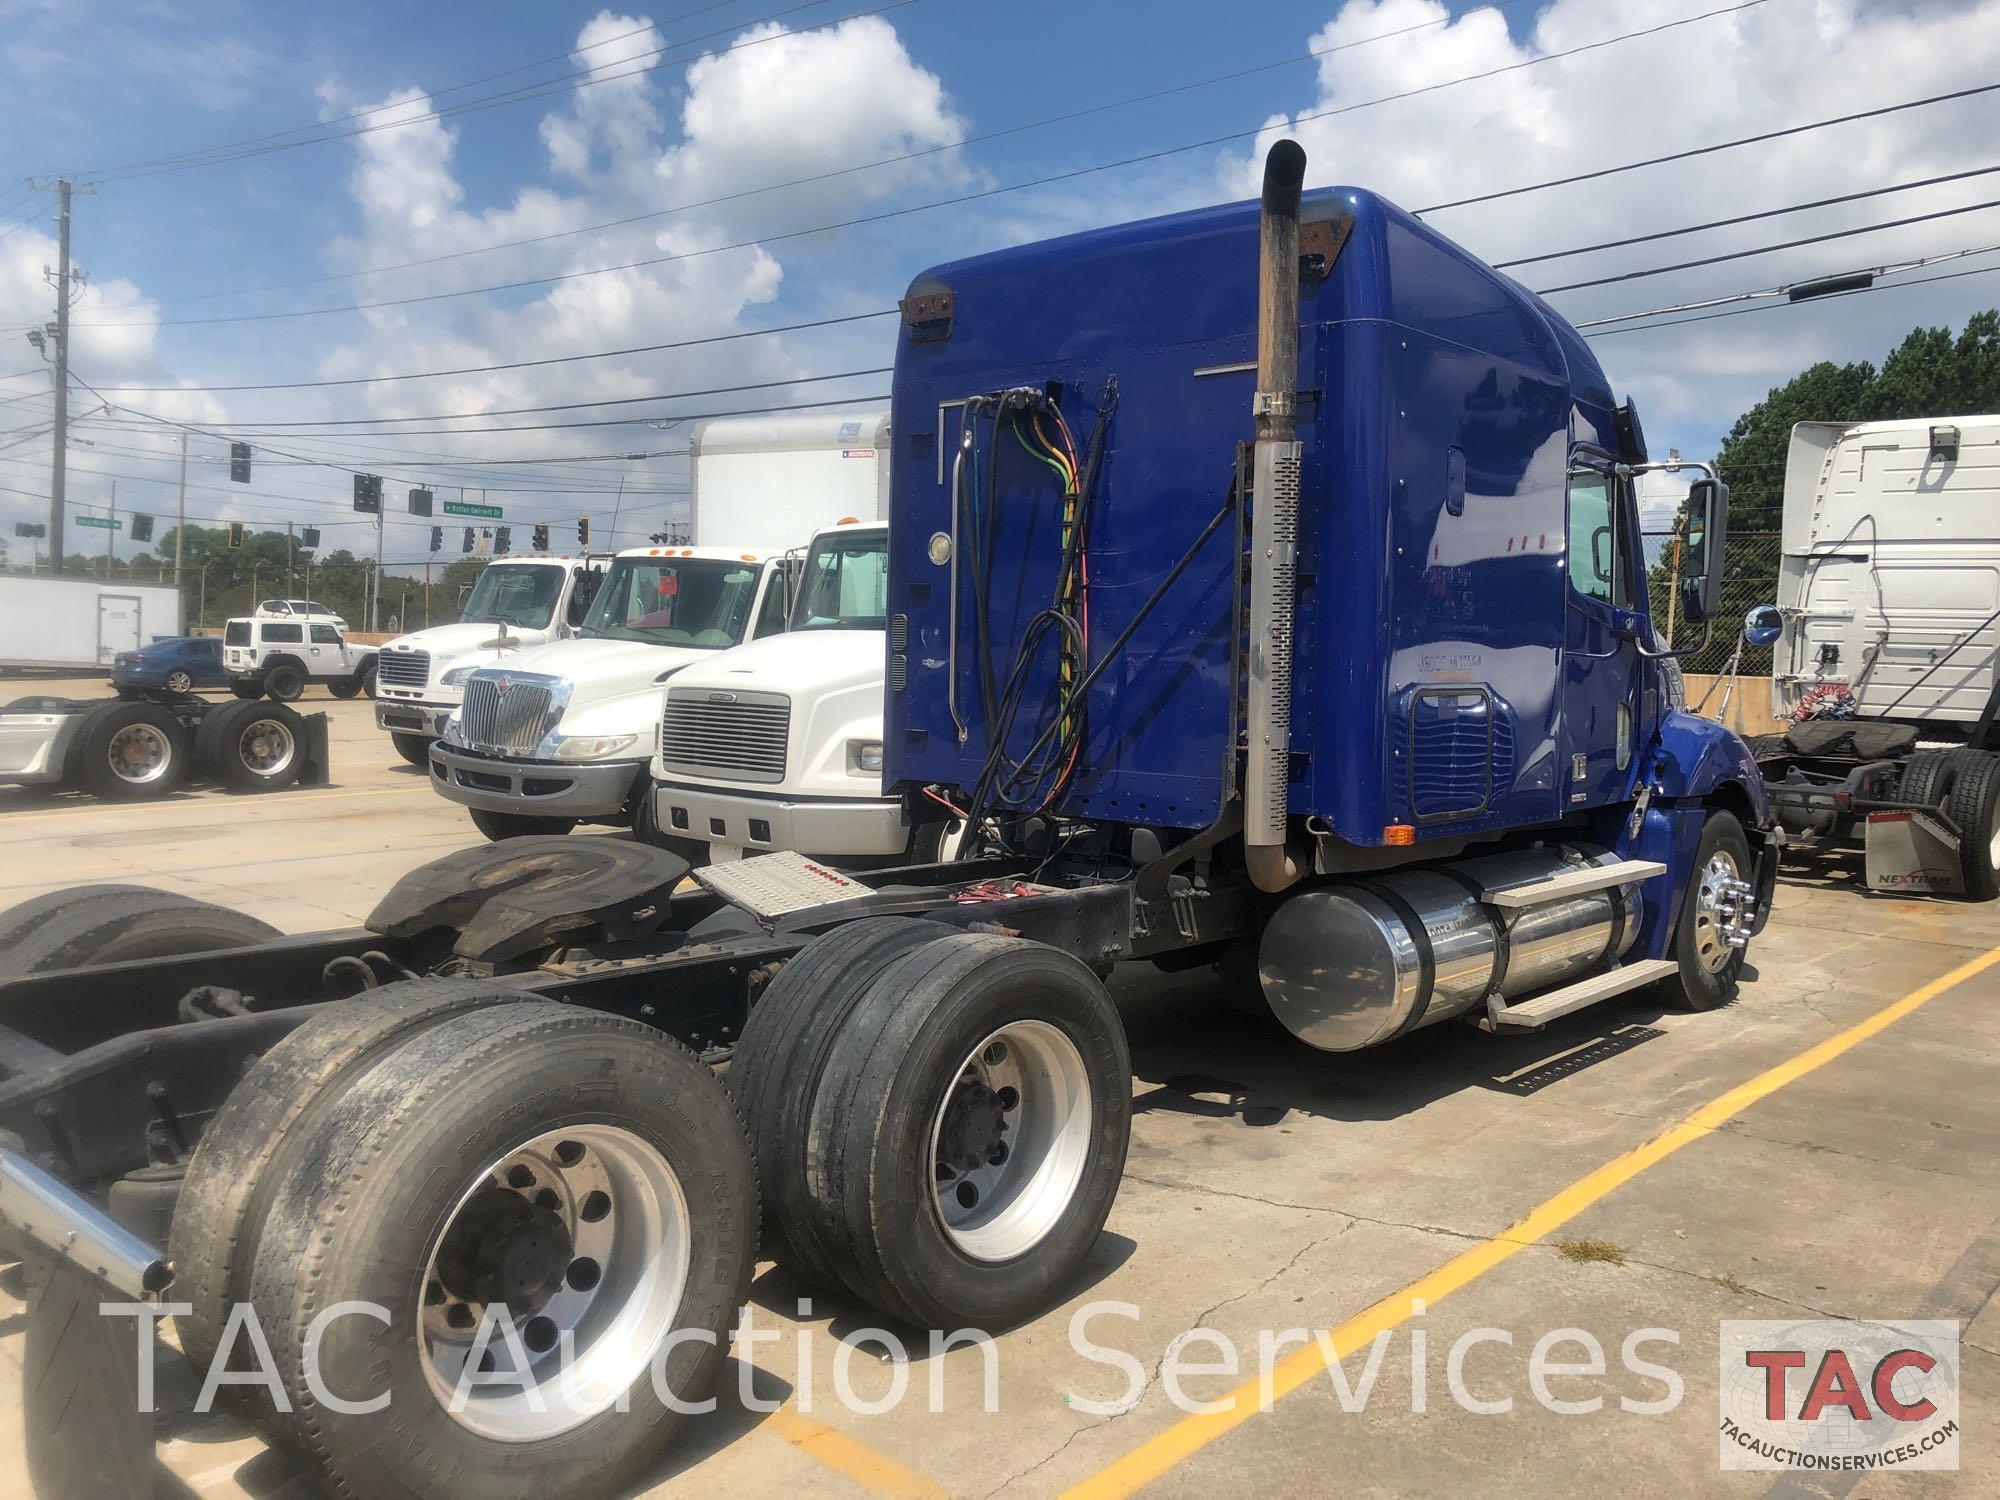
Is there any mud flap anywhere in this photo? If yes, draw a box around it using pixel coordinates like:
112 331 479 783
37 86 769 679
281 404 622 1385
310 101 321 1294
1864 810 1966 896
1748 824 1782 935
20 1251 156 1500
297 710 332 788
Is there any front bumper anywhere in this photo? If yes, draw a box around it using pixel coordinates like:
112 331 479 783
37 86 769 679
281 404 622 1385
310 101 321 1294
376 700 455 738
653 777 909 858
429 742 645 818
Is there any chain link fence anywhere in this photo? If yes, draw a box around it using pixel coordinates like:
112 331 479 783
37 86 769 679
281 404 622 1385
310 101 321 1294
1644 528 1781 676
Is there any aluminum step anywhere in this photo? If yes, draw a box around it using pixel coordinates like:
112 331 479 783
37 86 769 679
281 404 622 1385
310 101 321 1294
1487 958 1679 1030
1481 858 1666 909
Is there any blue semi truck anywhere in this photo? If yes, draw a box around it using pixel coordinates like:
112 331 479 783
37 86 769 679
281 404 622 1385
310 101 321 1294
0 142 1772 1499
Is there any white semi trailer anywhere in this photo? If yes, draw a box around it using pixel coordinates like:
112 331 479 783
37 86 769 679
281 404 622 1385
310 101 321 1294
1753 414 2000 897
0 575 183 672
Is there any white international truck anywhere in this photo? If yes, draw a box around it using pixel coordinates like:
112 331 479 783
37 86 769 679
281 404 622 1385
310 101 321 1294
0 575 183 672
372 555 608 765
1752 414 2000 898
650 522 930 864
429 412 891 842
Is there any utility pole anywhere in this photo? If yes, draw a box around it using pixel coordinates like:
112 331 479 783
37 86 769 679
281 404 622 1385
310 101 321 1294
174 429 187 588
47 179 72 576
371 510 384 632
286 521 295 598
105 479 116 574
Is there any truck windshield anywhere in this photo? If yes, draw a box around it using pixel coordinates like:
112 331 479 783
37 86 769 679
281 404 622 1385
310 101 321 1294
792 531 888 630
461 563 565 629
579 557 764 648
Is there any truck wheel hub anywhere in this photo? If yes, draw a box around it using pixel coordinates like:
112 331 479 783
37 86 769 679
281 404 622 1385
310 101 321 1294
938 1081 1009 1172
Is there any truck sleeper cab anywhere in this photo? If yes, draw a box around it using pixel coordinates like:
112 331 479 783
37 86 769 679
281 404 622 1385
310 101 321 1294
429 545 790 841
651 523 914 864
374 555 606 764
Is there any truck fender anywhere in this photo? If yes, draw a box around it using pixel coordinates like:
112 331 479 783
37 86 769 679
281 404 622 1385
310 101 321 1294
1643 709 1771 827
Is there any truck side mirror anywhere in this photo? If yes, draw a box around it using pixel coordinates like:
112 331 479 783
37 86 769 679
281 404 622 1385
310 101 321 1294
1744 603 1783 646
1679 476 1728 624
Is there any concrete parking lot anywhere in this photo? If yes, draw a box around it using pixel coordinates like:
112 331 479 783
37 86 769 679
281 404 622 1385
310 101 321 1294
3 682 1997 1497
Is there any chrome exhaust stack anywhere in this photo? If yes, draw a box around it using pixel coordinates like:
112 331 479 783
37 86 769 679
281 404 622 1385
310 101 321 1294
1245 138 1308 893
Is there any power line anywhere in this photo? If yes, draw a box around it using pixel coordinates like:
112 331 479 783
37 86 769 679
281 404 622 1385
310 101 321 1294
1584 252 2000 338
78 5 726 177
65 0 1777 330
76 308 897 392
144 0 1538 307
1535 197 2000 295
84 0 911 181
1495 163 2000 269
186 366 889 431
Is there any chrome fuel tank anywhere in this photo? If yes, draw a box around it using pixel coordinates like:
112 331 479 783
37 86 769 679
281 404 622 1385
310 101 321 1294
1257 846 1642 1051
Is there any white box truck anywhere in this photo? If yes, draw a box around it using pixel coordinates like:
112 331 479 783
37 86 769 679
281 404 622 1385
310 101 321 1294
371 555 610 765
1752 414 2000 897
0 576 183 672
428 412 890 842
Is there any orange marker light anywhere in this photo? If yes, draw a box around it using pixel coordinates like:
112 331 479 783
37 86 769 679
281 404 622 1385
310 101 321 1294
1384 824 1416 846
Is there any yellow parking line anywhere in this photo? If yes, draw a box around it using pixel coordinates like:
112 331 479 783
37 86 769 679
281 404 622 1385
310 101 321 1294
1064 940 2000 1499
764 1408 949 1497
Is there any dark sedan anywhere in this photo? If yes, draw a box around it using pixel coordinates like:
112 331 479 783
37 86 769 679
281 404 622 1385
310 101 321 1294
111 636 228 695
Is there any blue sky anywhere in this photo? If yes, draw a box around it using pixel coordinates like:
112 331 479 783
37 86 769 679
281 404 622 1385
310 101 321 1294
2 0 1997 570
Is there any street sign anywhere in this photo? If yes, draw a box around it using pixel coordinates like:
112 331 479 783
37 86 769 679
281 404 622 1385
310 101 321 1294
443 500 503 519
76 515 120 530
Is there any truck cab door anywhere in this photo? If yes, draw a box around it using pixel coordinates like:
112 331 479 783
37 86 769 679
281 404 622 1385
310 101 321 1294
1559 458 1646 809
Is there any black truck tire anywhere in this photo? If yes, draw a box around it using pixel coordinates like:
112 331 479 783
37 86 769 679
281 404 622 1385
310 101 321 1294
1944 748 2000 901
798 932 1131 1329
631 785 711 867
229 680 264 700
1657 810 1752 1012
731 918 955 1278
327 677 362 699
196 698 306 791
240 1003 756 1500
75 700 190 801
392 731 434 767
263 661 306 701
0 886 275 979
168 980 530 1389
1898 747 1958 810
470 807 577 841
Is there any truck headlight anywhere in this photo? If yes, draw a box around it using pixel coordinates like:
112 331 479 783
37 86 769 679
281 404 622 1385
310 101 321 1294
847 739 885 775
441 709 464 744
547 734 638 762
440 664 476 686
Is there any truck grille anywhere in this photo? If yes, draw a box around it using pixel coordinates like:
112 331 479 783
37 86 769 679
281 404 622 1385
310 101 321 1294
459 673 562 755
660 690 790 784
377 650 430 689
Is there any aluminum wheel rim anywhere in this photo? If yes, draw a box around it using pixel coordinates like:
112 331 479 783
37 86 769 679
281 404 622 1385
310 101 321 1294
1692 849 1742 974
928 1019 1092 1263
1986 818 2000 872
237 718 295 777
165 671 192 693
106 723 172 784
417 1123 691 1441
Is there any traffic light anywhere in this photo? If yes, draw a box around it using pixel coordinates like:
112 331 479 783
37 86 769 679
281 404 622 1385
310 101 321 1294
494 526 511 554
408 487 433 517
461 527 475 554
430 526 443 553
352 474 383 513
302 527 320 548
229 443 251 483
129 513 154 543
532 523 549 551
577 518 589 547
227 521 246 549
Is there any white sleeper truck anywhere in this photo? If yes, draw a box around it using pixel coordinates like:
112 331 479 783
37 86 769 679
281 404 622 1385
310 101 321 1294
1752 414 2000 897
373 555 606 766
651 522 926 864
